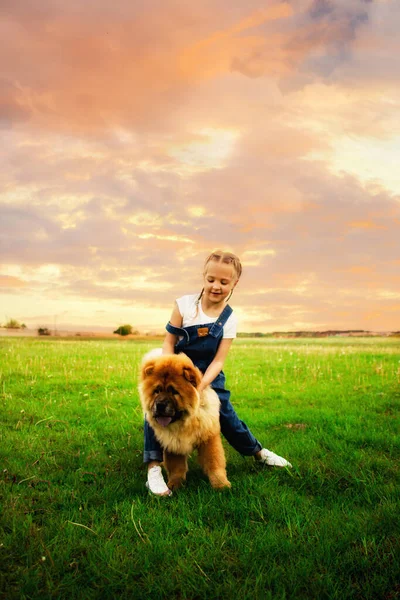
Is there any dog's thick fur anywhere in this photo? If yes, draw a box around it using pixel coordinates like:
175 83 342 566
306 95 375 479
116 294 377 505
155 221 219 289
139 352 230 491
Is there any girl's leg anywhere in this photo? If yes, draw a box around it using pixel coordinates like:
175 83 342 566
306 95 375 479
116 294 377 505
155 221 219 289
215 389 292 467
216 389 262 456
143 419 163 463
143 420 172 496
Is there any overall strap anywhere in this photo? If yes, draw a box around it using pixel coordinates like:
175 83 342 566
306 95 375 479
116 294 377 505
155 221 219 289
208 304 233 338
165 322 190 344
165 304 233 342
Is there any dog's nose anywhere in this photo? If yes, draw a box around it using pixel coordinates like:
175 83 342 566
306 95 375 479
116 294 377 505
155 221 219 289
155 401 168 415
154 396 175 416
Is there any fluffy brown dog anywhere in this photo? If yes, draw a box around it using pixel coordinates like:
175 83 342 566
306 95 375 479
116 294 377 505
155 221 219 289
139 352 230 491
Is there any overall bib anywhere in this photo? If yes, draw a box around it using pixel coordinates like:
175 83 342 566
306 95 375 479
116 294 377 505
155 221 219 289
143 304 262 463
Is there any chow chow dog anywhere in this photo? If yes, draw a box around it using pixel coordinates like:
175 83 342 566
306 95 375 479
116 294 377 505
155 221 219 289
139 351 230 491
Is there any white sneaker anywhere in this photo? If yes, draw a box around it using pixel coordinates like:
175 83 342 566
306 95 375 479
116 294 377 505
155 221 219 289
146 465 172 496
256 448 292 468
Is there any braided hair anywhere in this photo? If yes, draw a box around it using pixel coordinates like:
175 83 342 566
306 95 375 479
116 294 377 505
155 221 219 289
196 249 242 307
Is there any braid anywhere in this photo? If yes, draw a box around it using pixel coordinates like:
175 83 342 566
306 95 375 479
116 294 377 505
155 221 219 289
194 288 204 317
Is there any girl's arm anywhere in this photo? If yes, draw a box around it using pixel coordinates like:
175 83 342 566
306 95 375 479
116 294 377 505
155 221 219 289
162 302 182 355
198 338 234 393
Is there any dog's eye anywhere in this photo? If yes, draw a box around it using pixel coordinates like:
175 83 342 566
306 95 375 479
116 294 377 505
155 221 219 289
153 386 162 395
167 385 178 395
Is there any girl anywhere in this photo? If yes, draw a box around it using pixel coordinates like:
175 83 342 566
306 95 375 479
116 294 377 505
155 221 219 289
144 249 292 496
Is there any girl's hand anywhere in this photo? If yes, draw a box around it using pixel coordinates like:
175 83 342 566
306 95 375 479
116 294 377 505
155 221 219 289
197 338 234 393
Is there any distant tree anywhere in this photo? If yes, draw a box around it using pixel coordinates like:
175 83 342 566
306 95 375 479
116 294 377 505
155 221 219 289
21 323 27 329
38 327 51 336
5 318 21 329
114 324 134 336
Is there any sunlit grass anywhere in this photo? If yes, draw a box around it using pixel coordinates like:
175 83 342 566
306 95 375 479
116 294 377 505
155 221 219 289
1 337 399 599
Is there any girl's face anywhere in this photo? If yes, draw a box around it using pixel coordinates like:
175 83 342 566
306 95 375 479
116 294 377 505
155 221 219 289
203 261 238 305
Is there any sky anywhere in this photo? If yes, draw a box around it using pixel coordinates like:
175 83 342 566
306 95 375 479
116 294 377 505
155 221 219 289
1 0 400 333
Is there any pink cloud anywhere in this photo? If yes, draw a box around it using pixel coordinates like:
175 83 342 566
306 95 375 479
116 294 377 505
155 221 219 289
1 0 399 332
0 275 26 289
0 0 382 133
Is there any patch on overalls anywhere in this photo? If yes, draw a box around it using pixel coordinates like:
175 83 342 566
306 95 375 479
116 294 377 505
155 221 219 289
197 327 209 337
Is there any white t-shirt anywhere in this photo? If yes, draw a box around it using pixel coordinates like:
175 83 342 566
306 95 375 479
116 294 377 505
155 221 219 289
176 294 237 339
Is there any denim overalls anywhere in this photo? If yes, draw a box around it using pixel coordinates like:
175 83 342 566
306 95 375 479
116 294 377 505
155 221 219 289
143 304 262 463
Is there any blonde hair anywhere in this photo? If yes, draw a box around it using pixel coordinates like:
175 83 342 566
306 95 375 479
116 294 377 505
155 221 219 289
196 249 242 307
203 249 242 281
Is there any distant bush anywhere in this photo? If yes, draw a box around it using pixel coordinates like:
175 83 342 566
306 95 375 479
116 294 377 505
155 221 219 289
114 324 135 336
38 327 51 336
5 318 22 329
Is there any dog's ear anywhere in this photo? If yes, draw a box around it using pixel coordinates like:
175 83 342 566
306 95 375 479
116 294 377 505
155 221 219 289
142 361 155 377
141 348 162 378
183 365 202 388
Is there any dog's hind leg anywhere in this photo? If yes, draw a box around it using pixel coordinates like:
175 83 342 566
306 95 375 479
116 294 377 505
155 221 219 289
197 435 231 490
164 451 188 490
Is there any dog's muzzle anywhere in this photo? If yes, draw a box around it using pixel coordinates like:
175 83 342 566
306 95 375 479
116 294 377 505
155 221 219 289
152 396 183 427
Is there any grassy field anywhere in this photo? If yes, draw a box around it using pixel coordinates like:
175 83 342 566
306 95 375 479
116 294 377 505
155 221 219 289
0 336 399 600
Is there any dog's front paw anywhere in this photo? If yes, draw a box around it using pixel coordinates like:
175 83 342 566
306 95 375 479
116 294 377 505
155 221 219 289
209 472 231 490
167 477 185 490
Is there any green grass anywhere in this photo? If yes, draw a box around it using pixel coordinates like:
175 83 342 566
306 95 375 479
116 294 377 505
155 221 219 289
1 337 399 600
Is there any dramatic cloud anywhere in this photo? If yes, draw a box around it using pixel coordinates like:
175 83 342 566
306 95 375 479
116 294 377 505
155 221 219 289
1 0 399 332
